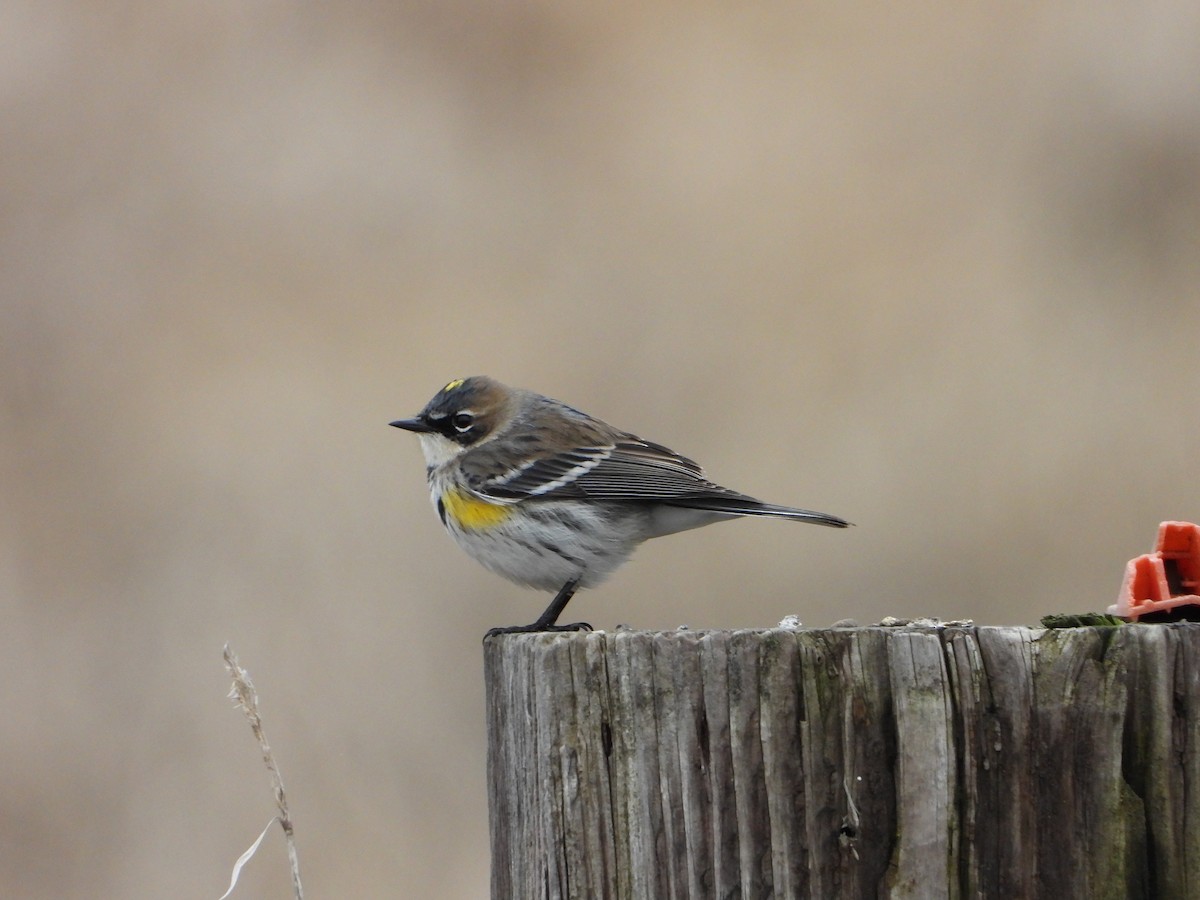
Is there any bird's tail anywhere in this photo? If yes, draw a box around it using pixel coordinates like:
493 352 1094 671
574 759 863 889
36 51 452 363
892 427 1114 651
667 494 851 528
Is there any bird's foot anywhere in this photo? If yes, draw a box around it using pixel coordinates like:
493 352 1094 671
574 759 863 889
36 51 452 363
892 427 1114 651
483 620 592 640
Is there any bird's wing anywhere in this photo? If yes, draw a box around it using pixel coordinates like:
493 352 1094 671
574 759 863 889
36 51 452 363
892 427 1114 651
464 434 850 527
468 436 728 503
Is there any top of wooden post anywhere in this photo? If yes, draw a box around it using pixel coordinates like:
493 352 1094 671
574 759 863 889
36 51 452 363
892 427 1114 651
485 623 1200 899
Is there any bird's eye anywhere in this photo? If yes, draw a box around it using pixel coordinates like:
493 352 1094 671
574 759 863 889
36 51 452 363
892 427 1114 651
452 412 474 432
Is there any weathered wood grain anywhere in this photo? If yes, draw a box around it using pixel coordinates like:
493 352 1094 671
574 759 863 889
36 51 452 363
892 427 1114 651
485 624 1200 899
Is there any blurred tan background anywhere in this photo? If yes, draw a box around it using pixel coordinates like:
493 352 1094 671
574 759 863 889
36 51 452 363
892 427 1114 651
3 2 1198 896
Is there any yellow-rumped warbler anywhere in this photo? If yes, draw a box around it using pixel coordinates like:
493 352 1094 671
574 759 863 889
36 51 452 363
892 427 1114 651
391 376 849 635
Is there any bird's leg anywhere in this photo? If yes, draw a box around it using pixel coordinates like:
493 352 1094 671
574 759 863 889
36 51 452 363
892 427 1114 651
532 578 587 629
484 578 591 638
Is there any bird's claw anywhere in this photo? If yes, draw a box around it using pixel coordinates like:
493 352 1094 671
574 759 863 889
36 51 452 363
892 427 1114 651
483 620 593 640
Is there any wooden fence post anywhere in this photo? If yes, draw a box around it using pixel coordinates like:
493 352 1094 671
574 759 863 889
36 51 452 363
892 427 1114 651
484 624 1200 899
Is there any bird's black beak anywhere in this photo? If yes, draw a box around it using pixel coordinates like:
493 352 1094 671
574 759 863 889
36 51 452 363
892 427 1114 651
390 417 435 434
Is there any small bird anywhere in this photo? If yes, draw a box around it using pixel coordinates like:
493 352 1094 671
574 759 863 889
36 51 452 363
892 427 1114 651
391 377 849 636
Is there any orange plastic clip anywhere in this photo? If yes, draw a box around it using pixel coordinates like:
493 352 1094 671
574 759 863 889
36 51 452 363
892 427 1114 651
1110 521 1200 621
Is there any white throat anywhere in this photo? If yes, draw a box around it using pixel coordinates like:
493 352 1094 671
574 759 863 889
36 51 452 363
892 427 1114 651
417 433 467 469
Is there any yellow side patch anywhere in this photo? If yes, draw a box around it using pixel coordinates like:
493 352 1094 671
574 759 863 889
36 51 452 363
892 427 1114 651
443 378 465 392
443 487 512 530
